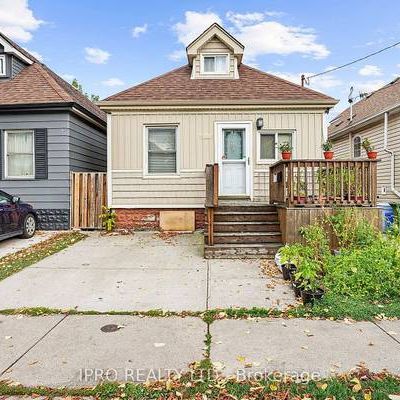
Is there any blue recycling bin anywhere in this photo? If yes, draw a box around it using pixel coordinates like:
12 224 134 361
378 203 395 231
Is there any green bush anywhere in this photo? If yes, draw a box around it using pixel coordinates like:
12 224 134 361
324 236 400 301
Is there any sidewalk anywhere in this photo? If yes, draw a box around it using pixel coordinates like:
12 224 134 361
1 314 399 387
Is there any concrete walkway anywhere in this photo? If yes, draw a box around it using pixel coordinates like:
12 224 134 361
0 314 399 387
0 232 294 312
0 231 56 259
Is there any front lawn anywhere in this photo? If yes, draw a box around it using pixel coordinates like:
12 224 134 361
0 231 86 281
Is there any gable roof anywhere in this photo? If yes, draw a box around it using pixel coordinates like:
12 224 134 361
101 64 337 106
186 23 244 65
328 77 400 138
0 32 106 124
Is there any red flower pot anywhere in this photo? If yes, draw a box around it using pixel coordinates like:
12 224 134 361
323 151 334 160
281 151 292 160
367 151 378 160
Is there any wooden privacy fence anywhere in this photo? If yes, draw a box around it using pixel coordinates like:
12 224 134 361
270 159 378 207
71 172 107 229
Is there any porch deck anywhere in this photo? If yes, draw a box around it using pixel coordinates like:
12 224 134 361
204 159 380 258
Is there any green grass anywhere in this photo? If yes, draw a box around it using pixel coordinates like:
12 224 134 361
0 231 86 282
1 370 399 399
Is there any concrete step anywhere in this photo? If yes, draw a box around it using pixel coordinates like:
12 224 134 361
207 221 281 233
204 243 282 259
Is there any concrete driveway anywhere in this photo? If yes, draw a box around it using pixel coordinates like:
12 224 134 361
0 231 295 312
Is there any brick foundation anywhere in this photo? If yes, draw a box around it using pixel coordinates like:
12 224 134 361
115 208 205 230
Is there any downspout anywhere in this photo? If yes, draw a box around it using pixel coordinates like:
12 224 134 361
383 111 400 198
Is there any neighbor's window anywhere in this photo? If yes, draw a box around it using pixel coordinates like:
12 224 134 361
202 54 228 74
147 126 177 174
0 55 5 76
353 136 361 158
259 131 293 161
5 130 34 178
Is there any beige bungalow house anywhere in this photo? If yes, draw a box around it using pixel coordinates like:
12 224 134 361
328 78 400 204
99 23 342 257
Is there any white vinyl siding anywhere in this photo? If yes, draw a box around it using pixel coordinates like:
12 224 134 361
146 126 177 175
4 130 34 179
0 55 5 76
110 110 324 206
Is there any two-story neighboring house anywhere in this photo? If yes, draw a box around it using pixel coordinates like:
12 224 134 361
0 32 107 230
328 78 400 204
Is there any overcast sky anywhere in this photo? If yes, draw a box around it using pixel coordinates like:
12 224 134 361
1 0 400 117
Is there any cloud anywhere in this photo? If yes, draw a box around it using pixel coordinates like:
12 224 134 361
234 20 329 61
132 23 148 38
358 64 382 76
60 73 75 82
102 77 125 87
0 0 43 42
226 11 265 27
353 79 386 93
271 70 342 92
23 47 43 61
172 11 222 46
168 49 186 62
84 47 110 64
170 11 329 63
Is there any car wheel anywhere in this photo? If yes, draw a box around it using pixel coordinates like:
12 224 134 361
22 214 36 239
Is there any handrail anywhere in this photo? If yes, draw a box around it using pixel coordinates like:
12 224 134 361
205 163 219 245
269 159 378 207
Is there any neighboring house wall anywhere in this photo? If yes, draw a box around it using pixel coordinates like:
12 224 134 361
331 110 400 203
0 111 106 229
109 108 324 209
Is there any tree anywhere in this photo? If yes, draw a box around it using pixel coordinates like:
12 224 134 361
71 78 99 103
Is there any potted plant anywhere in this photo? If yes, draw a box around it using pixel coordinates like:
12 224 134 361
279 142 293 160
322 140 334 160
294 259 324 305
279 244 301 280
362 138 378 159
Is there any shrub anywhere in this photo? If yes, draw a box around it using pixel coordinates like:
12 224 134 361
324 236 400 301
327 208 378 249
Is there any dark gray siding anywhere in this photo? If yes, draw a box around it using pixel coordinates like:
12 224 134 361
11 56 26 77
0 111 106 225
0 112 70 209
68 114 107 172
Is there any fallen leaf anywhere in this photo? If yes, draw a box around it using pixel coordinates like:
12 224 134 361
236 355 246 363
387 331 397 336
153 343 166 348
4 336 12 340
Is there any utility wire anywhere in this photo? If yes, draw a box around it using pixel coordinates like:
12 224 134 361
305 39 400 82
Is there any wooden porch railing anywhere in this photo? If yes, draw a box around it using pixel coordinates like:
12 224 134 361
205 163 219 245
269 159 378 207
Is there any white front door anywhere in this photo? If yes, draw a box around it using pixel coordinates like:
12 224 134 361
217 122 251 197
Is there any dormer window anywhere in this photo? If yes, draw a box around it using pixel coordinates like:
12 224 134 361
201 54 228 74
0 55 6 76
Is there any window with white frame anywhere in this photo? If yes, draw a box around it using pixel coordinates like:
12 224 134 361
201 54 228 74
5 130 35 178
147 126 177 174
0 55 6 76
353 136 361 158
258 130 294 162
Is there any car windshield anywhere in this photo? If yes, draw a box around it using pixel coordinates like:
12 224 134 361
0 193 10 204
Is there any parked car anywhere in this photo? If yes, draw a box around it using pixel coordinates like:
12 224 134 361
0 190 37 240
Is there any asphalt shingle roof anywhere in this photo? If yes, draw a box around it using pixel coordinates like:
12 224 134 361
0 32 106 123
328 77 400 137
104 64 337 104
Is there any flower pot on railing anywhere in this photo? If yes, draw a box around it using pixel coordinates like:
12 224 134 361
281 151 292 160
323 151 334 160
367 151 378 160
